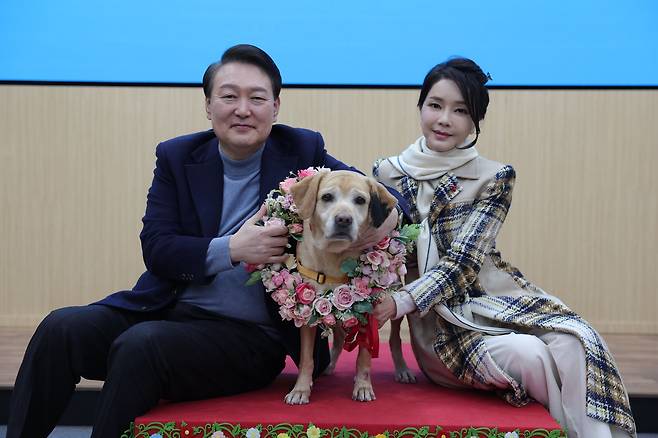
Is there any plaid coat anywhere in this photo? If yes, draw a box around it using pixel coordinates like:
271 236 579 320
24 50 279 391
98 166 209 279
374 155 635 436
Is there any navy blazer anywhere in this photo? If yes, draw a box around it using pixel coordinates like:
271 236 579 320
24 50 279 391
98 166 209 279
95 124 367 371
97 124 358 310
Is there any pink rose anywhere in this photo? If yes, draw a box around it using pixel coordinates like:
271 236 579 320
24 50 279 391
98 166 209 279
342 316 359 328
284 296 297 309
278 306 294 321
282 272 297 289
366 250 386 267
262 273 276 290
352 277 372 299
289 223 303 234
279 177 298 193
322 313 337 326
293 305 312 327
380 271 398 287
294 304 312 320
289 272 303 288
387 239 405 255
372 270 397 287
271 288 289 305
374 236 391 250
295 283 316 305
272 270 286 287
297 167 317 179
331 285 355 311
282 193 295 210
313 298 333 316
264 217 286 228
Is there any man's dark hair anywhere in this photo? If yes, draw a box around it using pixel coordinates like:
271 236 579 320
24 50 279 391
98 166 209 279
202 44 282 99
417 58 491 148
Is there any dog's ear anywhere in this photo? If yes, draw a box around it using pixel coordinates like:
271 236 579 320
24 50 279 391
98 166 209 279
289 170 329 220
368 179 398 228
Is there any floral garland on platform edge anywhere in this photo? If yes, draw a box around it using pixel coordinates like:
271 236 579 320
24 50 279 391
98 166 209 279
123 420 566 438
245 167 421 338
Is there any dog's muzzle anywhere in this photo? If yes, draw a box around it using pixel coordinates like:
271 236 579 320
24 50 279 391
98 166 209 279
329 214 354 240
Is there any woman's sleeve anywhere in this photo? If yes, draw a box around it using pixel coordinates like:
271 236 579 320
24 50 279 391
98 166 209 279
407 165 516 316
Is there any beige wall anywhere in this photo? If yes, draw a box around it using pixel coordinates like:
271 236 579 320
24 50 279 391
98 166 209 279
1 85 656 333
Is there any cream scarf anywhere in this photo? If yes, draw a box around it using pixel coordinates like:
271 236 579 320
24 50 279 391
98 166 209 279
389 136 478 275
391 137 512 334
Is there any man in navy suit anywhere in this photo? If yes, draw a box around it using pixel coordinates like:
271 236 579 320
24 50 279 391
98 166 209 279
8 44 401 438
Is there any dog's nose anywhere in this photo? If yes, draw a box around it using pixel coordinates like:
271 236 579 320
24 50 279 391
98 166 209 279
334 214 353 228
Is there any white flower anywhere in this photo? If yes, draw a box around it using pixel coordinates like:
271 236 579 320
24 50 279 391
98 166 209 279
504 432 519 438
211 432 227 438
246 428 261 438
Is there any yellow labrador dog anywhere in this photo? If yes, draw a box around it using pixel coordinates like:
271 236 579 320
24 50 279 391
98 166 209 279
285 169 397 404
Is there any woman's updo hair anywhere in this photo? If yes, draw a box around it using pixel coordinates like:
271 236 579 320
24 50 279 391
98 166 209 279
417 58 491 148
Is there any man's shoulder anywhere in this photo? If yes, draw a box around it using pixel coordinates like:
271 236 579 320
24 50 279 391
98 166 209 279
154 130 217 163
269 124 322 148
158 130 216 150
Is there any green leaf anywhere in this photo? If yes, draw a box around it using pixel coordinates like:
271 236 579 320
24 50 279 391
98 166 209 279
352 301 373 314
307 314 319 326
340 258 359 276
245 271 262 286
400 224 422 241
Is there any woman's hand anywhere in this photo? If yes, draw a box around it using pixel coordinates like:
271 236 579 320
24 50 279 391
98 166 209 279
373 295 398 328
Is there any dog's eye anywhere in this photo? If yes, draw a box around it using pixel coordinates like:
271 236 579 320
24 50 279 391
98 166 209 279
321 193 334 202
354 196 366 205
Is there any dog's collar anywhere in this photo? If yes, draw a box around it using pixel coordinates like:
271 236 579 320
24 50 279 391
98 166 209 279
296 259 349 285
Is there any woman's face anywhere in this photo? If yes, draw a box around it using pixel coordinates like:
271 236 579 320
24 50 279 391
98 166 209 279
420 78 475 152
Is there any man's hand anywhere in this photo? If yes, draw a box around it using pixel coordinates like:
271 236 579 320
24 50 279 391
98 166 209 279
351 208 398 251
229 205 290 265
373 295 397 329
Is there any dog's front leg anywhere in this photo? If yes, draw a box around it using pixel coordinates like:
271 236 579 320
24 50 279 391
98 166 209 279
285 324 316 404
389 318 416 383
352 346 376 401
323 326 346 375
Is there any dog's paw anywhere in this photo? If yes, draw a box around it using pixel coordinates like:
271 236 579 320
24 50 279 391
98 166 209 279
284 386 312 405
352 379 376 402
394 367 417 384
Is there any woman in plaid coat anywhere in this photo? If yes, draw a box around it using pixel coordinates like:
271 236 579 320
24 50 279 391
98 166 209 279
372 58 635 437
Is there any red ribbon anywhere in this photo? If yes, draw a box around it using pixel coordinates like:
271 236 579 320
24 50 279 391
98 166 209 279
342 314 379 358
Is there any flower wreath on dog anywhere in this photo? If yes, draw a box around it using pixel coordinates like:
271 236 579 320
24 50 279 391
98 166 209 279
246 167 419 356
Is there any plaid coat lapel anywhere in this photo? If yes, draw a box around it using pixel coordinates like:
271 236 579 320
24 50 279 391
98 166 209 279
398 172 462 226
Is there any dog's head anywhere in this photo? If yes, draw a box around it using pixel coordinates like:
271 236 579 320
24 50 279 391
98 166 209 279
290 170 398 252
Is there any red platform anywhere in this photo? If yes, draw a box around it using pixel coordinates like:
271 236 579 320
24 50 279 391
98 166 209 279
131 344 564 438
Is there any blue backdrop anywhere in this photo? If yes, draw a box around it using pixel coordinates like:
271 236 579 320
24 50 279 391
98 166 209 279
2 1 657 86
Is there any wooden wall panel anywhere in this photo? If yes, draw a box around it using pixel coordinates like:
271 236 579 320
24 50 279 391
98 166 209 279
1 85 656 333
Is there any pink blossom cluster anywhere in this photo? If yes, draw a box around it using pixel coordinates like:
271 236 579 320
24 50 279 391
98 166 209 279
358 232 408 289
248 167 415 336
260 232 410 333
